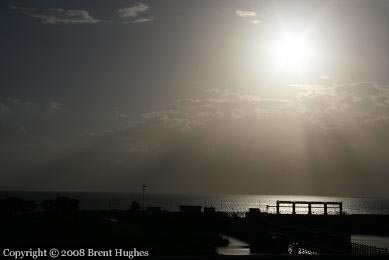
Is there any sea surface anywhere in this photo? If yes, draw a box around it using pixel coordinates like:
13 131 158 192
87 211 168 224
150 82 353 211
351 235 389 249
2 191 389 215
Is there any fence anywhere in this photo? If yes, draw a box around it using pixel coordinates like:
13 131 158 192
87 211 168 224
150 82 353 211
351 243 389 256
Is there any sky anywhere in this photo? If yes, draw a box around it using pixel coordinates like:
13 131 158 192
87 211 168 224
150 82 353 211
1 0 389 197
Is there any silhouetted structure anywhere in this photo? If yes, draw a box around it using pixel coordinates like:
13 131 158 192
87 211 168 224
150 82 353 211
1 193 388 256
0 197 37 214
274 200 343 215
42 196 79 214
130 201 140 212
246 208 261 217
146 206 162 214
179 205 202 214
142 184 147 211
204 206 216 215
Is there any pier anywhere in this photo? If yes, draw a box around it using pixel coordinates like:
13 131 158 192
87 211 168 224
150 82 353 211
266 200 343 215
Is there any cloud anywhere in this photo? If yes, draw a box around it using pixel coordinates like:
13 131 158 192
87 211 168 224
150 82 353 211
138 82 389 132
132 17 154 23
293 82 389 129
138 90 293 131
0 102 10 115
48 102 63 115
251 20 261 24
5 86 389 196
11 6 99 24
0 98 64 116
114 107 128 119
236 10 256 18
0 98 65 148
5 98 36 113
364 115 389 127
118 3 149 18
230 109 246 119
76 86 387 196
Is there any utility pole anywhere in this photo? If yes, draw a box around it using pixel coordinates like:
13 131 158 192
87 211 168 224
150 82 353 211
142 184 147 211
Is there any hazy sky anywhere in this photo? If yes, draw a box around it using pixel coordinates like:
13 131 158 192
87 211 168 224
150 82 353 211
1 0 389 197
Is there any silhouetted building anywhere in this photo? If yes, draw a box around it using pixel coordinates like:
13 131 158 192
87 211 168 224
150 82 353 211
246 208 261 218
42 196 79 214
146 206 162 214
179 205 202 214
0 197 37 214
130 201 140 212
204 207 216 215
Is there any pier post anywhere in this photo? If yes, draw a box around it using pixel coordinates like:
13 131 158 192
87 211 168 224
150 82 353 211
276 201 280 214
324 203 328 215
308 203 312 215
292 202 296 215
339 203 343 215
291 243 299 255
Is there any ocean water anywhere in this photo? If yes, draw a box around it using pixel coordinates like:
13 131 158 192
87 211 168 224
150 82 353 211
352 235 389 249
2 191 389 215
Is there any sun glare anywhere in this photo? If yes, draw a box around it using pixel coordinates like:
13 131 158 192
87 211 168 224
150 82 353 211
270 32 314 73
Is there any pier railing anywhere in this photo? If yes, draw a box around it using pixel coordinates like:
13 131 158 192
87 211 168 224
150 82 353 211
268 200 343 215
351 243 389 256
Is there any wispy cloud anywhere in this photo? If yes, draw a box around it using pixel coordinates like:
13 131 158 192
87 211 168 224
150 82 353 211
365 115 389 127
236 10 256 18
138 82 389 132
118 3 149 18
0 98 64 116
132 17 154 23
0 102 10 115
114 107 128 119
293 82 389 129
5 98 36 113
48 102 63 115
11 6 99 24
140 90 293 132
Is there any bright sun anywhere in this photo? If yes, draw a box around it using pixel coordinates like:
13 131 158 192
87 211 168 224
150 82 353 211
270 32 314 73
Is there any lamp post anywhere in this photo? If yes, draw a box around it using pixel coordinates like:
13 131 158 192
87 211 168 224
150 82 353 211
142 185 147 211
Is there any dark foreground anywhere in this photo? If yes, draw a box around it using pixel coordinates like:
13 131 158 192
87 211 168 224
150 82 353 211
1 197 389 259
